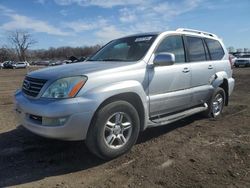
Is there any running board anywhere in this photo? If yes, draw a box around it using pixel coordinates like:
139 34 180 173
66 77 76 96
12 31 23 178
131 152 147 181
150 103 208 126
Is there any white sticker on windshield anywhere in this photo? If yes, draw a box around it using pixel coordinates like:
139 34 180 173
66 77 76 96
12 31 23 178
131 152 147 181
135 36 152 42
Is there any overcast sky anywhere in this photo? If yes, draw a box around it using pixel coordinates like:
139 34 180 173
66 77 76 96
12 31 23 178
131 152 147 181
0 0 249 49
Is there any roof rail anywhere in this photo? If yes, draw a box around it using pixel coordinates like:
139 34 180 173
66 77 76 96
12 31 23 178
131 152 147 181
176 28 218 38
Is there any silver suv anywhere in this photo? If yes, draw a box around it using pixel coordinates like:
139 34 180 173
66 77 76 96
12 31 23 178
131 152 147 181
234 54 250 67
14 28 235 159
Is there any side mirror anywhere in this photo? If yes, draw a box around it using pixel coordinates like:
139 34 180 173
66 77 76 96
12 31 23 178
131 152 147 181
153 52 175 66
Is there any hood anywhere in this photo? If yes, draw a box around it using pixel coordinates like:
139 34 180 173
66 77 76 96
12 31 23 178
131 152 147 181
27 61 135 80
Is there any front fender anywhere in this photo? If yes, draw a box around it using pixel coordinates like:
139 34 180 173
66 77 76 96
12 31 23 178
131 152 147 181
90 80 147 101
82 80 149 128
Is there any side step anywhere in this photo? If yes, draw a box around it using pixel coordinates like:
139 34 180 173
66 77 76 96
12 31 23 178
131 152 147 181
150 103 208 126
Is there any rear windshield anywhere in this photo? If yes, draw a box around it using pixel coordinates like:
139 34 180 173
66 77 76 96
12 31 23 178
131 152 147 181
88 35 157 62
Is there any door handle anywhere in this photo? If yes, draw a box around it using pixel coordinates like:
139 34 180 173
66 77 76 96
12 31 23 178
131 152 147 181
208 65 213 69
182 67 190 73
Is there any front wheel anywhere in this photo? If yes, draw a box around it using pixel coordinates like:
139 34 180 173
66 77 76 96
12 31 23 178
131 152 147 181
86 100 140 160
202 87 225 118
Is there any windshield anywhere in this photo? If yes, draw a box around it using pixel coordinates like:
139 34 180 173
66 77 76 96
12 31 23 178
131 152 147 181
88 35 157 62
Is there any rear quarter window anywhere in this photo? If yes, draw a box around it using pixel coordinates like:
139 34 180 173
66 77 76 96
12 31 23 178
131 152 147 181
205 39 225 60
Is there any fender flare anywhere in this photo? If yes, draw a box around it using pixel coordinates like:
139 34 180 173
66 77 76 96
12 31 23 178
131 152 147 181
211 71 229 105
211 71 228 89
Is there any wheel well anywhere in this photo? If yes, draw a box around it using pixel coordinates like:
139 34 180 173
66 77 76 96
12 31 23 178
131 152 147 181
91 92 145 132
219 79 229 106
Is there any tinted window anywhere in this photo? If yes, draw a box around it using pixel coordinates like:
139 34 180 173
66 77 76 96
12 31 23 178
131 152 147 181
89 35 157 62
156 35 185 63
205 39 225 60
186 36 206 62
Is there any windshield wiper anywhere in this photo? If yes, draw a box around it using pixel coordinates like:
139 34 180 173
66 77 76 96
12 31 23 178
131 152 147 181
87 58 129 62
99 58 127 61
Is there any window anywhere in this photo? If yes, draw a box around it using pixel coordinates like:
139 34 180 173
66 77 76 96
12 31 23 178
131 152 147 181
156 35 185 63
108 43 130 60
89 35 157 62
205 39 225 60
186 36 206 62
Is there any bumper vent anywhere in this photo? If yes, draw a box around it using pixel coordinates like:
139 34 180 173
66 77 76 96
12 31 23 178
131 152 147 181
22 76 47 97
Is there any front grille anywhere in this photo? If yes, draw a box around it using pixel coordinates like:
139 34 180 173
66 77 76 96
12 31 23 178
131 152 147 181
22 76 47 97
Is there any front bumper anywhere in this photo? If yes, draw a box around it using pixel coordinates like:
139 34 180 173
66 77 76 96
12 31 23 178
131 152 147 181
14 91 95 141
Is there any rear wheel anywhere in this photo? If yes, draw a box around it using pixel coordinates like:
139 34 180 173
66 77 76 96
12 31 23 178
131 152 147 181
86 100 140 160
202 87 225 118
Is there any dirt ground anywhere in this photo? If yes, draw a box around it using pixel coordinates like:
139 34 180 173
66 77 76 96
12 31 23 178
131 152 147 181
0 67 250 188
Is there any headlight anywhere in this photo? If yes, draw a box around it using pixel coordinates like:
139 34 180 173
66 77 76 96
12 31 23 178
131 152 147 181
42 76 87 98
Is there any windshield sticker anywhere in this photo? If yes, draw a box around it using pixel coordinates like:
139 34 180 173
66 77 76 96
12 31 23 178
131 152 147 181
135 36 152 42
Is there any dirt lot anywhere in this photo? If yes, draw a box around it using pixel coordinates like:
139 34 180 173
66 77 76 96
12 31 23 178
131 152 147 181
0 67 250 188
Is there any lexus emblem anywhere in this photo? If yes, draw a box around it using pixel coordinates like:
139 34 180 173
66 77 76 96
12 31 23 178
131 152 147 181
26 81 31 89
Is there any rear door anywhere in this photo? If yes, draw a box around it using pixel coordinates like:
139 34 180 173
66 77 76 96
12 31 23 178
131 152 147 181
184 36 215 106
148 35 192 117
205 38 226 73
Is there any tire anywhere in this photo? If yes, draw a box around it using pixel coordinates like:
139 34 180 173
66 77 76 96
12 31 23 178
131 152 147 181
202 87 225 118
86 100 140 160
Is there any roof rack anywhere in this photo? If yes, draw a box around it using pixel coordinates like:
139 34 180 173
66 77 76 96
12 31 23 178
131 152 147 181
176 28 218 38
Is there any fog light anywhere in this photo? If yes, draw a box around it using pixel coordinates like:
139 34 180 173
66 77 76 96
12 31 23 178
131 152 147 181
42 117 68 126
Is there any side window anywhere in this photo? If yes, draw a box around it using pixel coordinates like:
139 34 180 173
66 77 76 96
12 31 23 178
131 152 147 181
205 39 225 60
155 35 185 63
186 36 206 62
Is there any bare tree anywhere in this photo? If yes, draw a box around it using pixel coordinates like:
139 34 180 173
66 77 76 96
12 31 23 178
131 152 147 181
9 30 37 61
30 45 101 61
0 45 17 62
